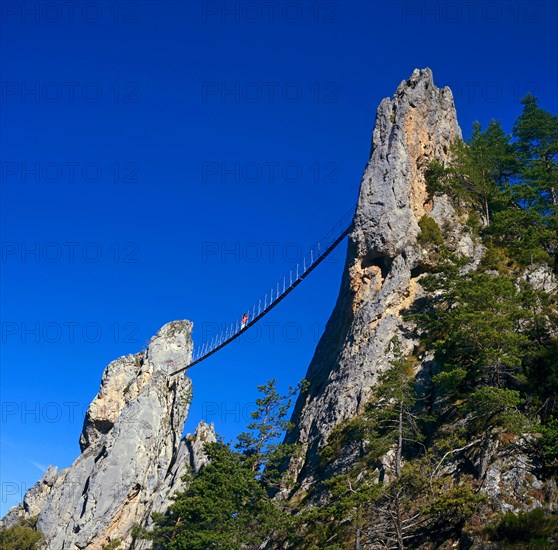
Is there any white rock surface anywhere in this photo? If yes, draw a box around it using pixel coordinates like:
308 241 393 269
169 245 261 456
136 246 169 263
2 320 214 549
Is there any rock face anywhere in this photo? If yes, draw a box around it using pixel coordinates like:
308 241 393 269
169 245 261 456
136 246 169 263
284 68 466 492
132 420 216 550
2 320 215 549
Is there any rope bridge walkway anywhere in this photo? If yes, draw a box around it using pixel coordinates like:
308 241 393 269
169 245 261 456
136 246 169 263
170 205 355 376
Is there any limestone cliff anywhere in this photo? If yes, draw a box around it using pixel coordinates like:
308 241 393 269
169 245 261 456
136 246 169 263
2 320 215 549
284 68 475 493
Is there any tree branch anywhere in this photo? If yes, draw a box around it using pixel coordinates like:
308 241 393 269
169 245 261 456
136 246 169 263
432 439 481 480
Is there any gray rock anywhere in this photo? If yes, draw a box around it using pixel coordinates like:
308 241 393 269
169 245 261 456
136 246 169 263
482 439 546 513
429 194 483 267
0 466 59 529
520 264 557 294
132 421 216 550
284 68 463 495
2 320 213 550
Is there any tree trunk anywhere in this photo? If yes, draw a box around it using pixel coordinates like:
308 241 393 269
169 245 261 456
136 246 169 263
479 429 492 479
396 404 403 478
484 195 490 226
355 506 362 550
355 527 361 550
394 494 405 550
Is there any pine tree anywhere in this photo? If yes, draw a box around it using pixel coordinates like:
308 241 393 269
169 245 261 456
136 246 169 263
464 387 526 479
235 378 305 491
513 94 558 208
426 120 515 225
137 380 298 549
417 271 531 391
146 442 280 549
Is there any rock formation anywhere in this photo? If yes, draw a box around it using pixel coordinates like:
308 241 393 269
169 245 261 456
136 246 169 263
2 320 215 549
283 68 551 517
3 68 550 548
284 68 475 493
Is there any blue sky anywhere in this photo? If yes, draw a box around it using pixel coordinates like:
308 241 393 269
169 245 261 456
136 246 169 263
1 0 557 515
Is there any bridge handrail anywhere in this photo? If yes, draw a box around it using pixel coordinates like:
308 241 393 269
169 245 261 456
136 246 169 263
170 204 355 375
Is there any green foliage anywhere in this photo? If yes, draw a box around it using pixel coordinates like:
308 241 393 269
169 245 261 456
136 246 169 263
513 94 558 210
365 348 424 474
432 367 467 395
309 447 483 548
417 215 444 247
487 509 558 545
101 540 122 550
130 524 149 542
416 271 533 391
235 378 306 489
540 418 558 468
0 517 44 550
487 206 555 267
319 416 369 463
411 251 554 479
478 243 514 272
426 120 515 225
464 387 526 437
426 98 558 269
425 159 451 196
309 352 486 548
140 379 301 549
148 441 283 549
421 474 486 536
523 335 558 421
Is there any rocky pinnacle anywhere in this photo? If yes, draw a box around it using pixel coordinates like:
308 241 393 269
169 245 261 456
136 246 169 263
2 320 215 549
284 68 463 493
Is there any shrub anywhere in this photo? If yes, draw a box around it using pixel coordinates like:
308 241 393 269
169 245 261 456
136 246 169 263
0 517 45 550
489 509 558 544
540 418 558 468
418 215 444 246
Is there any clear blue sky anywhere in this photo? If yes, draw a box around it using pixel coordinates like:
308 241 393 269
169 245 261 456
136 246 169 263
1 0 557 515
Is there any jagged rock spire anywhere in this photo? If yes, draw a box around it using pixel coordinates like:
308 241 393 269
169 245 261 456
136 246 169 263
2 320 215 549
284 68 464 493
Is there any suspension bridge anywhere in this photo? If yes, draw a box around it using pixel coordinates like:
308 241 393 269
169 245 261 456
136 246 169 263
170 205 355 375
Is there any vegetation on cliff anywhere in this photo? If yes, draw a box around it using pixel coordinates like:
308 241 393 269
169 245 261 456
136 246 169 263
0 517 44 550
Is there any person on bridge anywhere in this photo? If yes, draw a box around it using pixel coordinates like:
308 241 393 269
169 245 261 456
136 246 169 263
241 313 249 329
